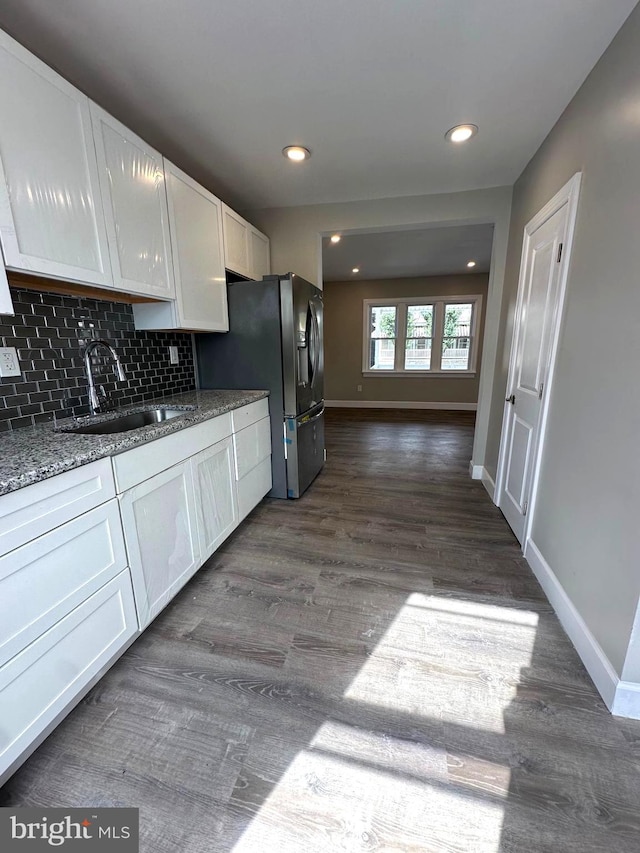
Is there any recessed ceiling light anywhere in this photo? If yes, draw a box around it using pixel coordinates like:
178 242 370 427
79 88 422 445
467 260 477 268
283 145 311 162
445 124 478 143
352 267 360 274
330 234 341 244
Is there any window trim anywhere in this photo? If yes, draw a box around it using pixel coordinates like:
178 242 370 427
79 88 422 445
362 294 482 377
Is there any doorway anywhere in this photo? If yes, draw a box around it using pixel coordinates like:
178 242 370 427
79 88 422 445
320 223 495 414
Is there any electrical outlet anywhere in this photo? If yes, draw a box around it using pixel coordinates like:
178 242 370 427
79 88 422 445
357 384 363 392
0 347 21 378
169 346 179 365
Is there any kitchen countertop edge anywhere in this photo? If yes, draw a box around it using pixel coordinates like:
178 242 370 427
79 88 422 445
0 389 269 497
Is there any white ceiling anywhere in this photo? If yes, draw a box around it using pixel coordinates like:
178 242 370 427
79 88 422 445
322 224 494 282
0 1 635 212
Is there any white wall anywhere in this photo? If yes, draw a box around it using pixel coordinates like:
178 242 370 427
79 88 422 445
488 3 640 682
249 186 513 478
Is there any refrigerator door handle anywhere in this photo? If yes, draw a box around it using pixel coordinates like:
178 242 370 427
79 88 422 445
298 403 325 425
309 301 320 385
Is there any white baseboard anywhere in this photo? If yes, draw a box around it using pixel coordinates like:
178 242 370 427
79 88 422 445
469 463 496 501
324 400 477 411
612 682 640 719
523 538 625 713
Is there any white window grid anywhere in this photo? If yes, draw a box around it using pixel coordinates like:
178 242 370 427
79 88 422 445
362 295 482 376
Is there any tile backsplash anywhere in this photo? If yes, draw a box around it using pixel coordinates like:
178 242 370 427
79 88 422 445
0 287 196 432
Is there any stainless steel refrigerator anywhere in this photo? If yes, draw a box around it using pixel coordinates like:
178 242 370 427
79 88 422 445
195 273 325 498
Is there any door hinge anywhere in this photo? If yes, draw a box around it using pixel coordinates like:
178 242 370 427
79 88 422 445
557 242 563 263
523 500 528 516
538 382 544 400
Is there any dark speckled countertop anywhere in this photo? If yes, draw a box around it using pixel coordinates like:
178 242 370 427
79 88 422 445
0 389 269 496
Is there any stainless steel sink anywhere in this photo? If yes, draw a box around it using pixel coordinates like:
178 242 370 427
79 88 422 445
58 407 192 435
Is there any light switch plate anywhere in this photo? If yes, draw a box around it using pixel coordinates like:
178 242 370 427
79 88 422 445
0 347 21 377
169 346 179 365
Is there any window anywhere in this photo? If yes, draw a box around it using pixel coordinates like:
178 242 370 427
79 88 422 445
363 295 482 375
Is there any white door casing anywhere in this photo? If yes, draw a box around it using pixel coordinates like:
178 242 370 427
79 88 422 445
496 173 581 544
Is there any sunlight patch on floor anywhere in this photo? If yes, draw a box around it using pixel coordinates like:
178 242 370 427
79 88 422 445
230 736 506 853
344 593 539 733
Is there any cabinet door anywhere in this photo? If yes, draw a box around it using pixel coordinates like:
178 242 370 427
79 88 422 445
250 227 270 280
193 436 238 561
237 458 272 523
222 204 251 278
0 32 112 287
0 264 12 315
166 161 228 331
90 104 174 299
119 460 200 628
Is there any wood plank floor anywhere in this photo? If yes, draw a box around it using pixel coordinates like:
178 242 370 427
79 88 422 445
2 408 640 852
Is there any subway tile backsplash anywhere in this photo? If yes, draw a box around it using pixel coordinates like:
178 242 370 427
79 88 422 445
0 287 196 432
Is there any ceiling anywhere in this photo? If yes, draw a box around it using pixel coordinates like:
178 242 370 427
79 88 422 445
0 1 635 212
322 224 494 282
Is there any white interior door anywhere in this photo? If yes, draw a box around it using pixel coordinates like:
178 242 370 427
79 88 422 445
496 174 581 544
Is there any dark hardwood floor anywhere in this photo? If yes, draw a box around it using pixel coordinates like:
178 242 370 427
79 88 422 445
3 408 640 852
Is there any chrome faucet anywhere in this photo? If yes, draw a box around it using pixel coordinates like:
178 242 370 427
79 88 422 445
83 339 126 415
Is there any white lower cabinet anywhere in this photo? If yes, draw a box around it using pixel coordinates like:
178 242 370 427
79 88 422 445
237 457 272 522
193 436 238 561
234 415 272 523
119 459 201 630
0 460 137 786
0 399 271 785
116 403 271 628
0 499 127 666
0 570 137 785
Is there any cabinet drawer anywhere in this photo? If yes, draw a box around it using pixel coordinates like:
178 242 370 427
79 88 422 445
0 569 137 786
113 414 232 492
231 398 269 433
0 459 115 556
0 499 127 667
237 457 272 522
234 416 271 480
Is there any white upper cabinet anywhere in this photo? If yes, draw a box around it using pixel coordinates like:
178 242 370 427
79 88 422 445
250 228 271 280
0 31 112 288
222 203 269 281
90 104 174 299
222 204 251 278
133 161 228 332
0 264 12 315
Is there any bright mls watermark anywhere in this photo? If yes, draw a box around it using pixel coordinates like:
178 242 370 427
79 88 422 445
0 808 138 851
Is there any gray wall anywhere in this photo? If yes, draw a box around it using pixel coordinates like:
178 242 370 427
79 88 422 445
486 4 640 677
324 274 488 405
249 186 513 477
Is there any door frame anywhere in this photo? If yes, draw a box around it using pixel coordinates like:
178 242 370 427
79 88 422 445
495 172 582 546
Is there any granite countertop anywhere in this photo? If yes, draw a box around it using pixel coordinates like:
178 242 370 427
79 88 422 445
0 389 269 496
